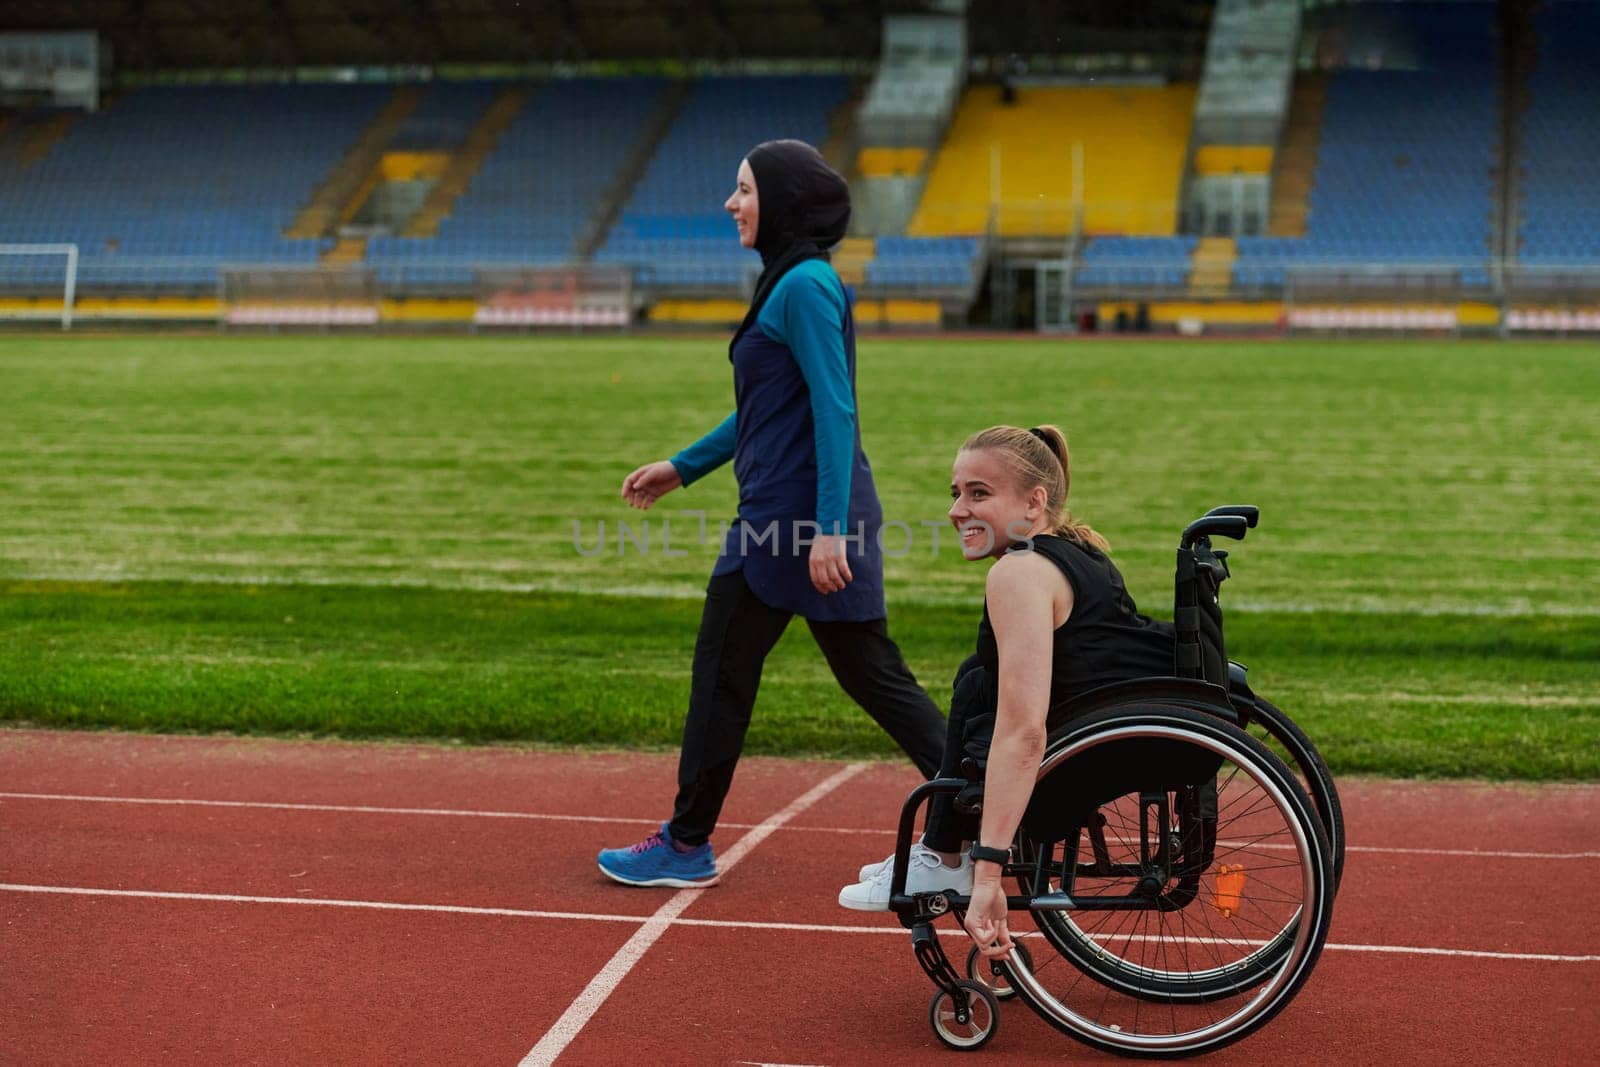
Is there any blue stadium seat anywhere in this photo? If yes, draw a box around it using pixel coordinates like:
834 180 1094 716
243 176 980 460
1074 236 1197 288
1518 1 1600 264
0 83 390 290
864 236 981 291
594 75 847 288
1232 1 1497 289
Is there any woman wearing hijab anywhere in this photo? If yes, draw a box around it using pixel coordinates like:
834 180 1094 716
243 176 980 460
598 140 947 888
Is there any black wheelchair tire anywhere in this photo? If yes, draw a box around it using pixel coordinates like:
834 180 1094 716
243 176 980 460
1243 696 1345 890
928 979 1000 1051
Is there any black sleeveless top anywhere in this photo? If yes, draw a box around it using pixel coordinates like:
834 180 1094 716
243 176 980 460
974 534 1174 718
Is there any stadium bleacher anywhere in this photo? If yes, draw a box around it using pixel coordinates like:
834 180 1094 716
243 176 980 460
1075 236 1198 289
864 236 981 290
3 0 1598 327
1518 0 1600 265
1233 1 1499 289
0 84 390 288
389 79 501 151
593 74 846 288
369 76 668 286
910 84 1196 238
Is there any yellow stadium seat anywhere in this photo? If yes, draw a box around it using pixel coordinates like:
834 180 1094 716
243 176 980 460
857 147 927 178
1194 145 1274 176
910 85 1197 237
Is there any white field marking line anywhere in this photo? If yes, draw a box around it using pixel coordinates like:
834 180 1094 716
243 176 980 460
13 566 1600 617
518 762 868 1067
6 791 1600 861
3 882 1597 965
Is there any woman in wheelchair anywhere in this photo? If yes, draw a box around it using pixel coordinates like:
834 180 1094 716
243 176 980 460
835 426 1338 1055
839 423 1174 944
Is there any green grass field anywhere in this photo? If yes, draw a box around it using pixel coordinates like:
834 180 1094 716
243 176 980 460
3 333 1597 779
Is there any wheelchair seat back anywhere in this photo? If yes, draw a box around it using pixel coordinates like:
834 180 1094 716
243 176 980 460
1174 536 1233 689
1021 722 1226 841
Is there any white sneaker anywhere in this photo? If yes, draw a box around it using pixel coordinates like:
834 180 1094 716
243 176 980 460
858 853 892 882
839 843 973 911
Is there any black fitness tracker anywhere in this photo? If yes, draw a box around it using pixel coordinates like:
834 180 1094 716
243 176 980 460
969 844 1010 866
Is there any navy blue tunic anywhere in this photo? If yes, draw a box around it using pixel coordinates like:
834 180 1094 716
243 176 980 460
670 260 886 622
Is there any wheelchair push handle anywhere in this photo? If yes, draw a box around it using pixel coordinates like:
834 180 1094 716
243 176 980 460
1203 504 1259 528
1180 514 1250 549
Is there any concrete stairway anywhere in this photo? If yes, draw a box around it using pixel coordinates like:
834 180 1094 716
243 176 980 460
1267 75 1326 237
831 236 875 286
320 236 368 264
1189 236 1237 293
401 84 532 239
574 79 692 260
1 109 83 168
286 85 424 240
819 79 864 175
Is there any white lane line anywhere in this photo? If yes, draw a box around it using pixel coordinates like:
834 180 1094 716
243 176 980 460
7 791 1600 860
1344 844 1600 861
1324 942 1600 964
0 791 666 826
0 882 647 923
4 881 1598 965
518 762 868 1067
0 791 889 836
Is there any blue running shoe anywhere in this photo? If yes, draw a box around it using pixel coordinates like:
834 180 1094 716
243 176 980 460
597 822 719 888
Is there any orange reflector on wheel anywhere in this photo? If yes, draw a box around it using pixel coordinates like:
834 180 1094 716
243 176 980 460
1211 864 1246 918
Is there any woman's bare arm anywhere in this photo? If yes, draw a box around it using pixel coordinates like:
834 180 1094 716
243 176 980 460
963 550 1071 957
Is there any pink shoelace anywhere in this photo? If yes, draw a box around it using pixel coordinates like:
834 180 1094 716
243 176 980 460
629 830 667 854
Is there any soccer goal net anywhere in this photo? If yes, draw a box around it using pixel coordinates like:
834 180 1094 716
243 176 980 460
219 264 381 328
0 243 79 329
472 265 633 328
1283 265 1465 334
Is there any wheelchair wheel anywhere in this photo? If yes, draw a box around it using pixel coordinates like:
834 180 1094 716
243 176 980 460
928 979 1000 1050
1241 695 1345 890
1007 705 1333 1057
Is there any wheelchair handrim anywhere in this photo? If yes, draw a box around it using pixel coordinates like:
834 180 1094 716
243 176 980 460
1036 906 1302 997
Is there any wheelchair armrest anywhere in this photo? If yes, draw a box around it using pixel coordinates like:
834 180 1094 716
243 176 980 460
1048 676 1239 729
1227 660 1250 692
954 757 985 814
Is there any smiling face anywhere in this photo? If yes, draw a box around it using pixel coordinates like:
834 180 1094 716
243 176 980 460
948 448 1050 560
724 158 759 249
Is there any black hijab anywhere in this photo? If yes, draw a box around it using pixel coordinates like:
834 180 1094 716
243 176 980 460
731 139 852 351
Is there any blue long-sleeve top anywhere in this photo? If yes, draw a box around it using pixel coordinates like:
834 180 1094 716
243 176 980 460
669 260 856 533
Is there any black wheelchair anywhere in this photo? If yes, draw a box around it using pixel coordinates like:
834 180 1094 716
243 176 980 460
886 506 1343 1057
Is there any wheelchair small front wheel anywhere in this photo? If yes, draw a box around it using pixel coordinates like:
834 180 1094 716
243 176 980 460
965 942 1034 1001
929 979 1000 1050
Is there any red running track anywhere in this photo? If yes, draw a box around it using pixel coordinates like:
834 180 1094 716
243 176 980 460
3 728 1598 1065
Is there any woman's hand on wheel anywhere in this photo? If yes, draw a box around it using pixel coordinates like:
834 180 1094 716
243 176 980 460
963 876 1014 960
620 461 682 510
808 533 854 594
